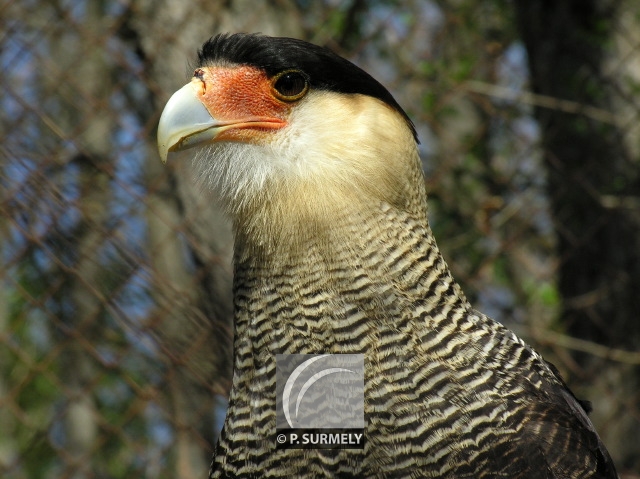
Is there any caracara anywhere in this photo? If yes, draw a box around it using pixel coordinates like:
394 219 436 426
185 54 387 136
157 33 618 478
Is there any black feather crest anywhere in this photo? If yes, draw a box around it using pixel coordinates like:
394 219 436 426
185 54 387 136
197 33 418 142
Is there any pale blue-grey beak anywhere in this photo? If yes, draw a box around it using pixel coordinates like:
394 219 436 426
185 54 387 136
157 83 221 163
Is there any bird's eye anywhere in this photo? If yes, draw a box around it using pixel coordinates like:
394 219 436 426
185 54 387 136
272 70 308 101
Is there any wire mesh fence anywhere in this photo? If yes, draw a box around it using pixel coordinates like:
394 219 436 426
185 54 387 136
1 1 639 478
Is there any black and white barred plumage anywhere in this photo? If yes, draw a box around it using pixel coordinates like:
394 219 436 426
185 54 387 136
158 33 618 479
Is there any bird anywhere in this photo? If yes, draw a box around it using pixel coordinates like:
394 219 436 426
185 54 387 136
157 33 618 478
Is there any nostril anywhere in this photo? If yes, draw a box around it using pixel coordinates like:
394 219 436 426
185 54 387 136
192 70 206 95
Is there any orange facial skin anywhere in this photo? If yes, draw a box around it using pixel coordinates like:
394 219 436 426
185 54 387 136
192 65 291 143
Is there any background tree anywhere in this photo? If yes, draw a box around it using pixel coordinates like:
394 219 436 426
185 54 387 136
515 0 640 464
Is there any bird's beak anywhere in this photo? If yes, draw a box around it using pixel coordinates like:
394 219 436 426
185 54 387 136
157 82 221 163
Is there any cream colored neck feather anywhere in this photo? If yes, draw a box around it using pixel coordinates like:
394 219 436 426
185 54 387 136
192 91 424 259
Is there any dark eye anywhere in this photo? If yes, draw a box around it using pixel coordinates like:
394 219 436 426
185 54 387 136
272 70 308 101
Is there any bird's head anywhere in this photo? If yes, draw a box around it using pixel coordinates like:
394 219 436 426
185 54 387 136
158 33 424 244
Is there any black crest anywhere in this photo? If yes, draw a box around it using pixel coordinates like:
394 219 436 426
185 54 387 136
198 33 417 142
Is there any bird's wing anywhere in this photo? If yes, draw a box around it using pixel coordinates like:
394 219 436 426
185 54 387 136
515 363 619 479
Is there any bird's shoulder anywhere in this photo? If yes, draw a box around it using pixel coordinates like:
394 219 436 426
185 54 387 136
465 311 618 479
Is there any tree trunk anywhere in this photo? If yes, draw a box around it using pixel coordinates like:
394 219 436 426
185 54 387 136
516 0 640 347
515 0 640 466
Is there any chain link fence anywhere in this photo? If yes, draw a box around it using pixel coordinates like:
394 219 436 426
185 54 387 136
1 1 639 477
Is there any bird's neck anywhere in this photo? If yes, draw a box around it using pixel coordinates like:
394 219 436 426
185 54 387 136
231 185 470 354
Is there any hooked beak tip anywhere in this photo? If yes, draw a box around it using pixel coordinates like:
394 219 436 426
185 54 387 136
157 82 219 162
